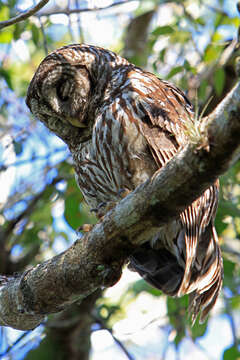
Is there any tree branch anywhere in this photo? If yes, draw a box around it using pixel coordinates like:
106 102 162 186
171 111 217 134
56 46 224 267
0 0 50 30
0 0 136 30
0 81 240 330
38 0 136 17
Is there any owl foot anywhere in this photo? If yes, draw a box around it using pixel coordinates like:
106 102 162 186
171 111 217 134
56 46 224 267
77 224 94 233
117 188 131 199
91 201 116 218
90 189 130 219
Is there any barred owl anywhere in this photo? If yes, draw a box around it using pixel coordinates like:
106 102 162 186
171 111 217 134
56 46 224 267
26 44 223 323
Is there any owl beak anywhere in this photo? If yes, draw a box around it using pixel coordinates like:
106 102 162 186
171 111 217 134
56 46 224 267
66 117 87 128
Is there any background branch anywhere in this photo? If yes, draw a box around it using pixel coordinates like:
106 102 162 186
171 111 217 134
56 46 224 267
38 0 136 17
0 0 50 30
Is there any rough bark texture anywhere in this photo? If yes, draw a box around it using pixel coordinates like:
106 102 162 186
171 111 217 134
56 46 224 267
0 81 240 331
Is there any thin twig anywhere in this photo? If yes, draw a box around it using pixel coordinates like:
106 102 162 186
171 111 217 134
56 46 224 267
92 314 135 360
0 0 50 30
32 0 49 56
67 0 75 43
38 0 136 17
75 0 84 43
0 330 30 358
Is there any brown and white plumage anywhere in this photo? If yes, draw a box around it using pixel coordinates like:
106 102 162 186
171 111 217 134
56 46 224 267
26 44 223 323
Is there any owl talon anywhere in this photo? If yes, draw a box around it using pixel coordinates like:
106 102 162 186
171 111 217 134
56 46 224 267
91 201 116 218
77 224 93 232
90 202 106 213
90 191 129 218
117 188 131 199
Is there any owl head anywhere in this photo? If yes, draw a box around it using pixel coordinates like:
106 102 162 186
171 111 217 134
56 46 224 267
26 44 116 144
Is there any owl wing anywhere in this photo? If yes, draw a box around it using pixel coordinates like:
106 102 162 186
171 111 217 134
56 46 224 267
129 75 223 322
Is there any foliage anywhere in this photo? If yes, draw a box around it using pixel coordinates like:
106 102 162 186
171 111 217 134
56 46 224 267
0 0 240 359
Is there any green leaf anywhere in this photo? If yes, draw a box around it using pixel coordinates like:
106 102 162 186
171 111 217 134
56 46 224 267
223 346 240 360
152 25 174 36
204 44 222 63
215 211 228 234
64 178 85 229
0 29 13 43
223 259 236 289
215 196 240 235
158 48 166 62
64 194 81 229
170 30 191 44
230 295 240 309
190 319 208 340
63 177 97 230
166 66 184 79
213 68 225 96
198 79 208 102
13 22 27 40
218 199 240 219
183 60 196 75
25 333 65 360
195 17 205 26
167 296 188 345
0 68 13 89
223 259 235 278
214 13 224 29
0 5 9 21
32 24 40 46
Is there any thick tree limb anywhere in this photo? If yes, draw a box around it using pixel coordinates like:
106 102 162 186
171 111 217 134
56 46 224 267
0 81 240 330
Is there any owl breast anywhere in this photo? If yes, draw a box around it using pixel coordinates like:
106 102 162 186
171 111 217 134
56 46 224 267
72 97 158 209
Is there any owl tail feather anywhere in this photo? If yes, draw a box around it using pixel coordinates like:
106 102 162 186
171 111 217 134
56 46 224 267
129 223 223 323
187 224 223 324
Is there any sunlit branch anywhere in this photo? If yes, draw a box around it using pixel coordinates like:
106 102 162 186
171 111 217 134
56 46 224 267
0 0 50 30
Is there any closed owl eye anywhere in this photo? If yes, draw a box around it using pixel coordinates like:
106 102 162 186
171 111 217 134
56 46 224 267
56 79 71 102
